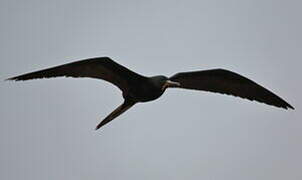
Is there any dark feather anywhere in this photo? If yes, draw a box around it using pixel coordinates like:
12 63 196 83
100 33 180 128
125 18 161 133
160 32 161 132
170 69 294 109
95 100 135 130
7 57 146 93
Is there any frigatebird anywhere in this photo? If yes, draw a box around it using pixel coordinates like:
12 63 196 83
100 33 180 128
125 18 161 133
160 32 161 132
7 57 294 130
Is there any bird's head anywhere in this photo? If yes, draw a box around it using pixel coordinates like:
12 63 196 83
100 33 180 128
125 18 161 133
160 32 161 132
150 76 180 91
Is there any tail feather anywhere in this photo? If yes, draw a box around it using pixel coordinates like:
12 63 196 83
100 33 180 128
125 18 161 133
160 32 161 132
95 100 135 130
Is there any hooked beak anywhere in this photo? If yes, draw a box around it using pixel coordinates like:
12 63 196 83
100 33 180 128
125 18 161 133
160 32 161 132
162 80 181 90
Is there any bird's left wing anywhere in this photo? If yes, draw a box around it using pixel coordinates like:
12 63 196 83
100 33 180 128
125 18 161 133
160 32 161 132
7 57 146 93
169 69 294 109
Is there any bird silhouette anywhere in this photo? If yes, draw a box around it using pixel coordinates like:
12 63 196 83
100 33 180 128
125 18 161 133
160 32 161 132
7 57 294 130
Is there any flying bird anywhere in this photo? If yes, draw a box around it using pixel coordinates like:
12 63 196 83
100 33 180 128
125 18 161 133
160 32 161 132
7 57 294 130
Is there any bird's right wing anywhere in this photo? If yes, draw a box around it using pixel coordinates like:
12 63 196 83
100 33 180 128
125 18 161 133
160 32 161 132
169 69 294 109
7 57 146 92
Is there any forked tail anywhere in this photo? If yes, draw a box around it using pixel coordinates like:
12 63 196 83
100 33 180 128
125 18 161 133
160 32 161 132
95 100 135 130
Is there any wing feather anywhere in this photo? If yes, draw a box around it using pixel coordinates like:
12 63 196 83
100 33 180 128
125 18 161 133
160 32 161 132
7 57 145 92
170 69 294 109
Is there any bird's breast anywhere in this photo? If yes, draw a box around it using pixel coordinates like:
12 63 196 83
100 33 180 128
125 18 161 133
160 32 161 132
125 83 165 103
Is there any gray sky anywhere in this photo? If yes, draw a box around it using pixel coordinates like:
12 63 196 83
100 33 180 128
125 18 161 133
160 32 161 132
0 0 301 179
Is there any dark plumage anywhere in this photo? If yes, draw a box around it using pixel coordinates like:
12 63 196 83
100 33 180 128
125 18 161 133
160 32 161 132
7 57 294 130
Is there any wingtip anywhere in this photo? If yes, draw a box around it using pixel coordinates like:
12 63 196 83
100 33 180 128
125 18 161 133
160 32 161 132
5 77 16 81
280 103 294 110
5 75 24 81
287 104 295 110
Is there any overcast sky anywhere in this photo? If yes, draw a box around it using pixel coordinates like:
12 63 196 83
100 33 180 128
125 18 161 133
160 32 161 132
0 0 301 180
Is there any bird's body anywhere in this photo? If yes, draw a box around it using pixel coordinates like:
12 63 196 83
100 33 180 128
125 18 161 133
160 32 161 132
126 76 169 102
7 57 294 130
